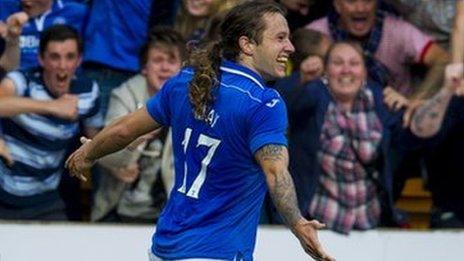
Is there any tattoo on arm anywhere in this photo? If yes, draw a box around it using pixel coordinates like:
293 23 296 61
269 168 302 227
412 89 452 137
256 145 301 227
256 144 285 162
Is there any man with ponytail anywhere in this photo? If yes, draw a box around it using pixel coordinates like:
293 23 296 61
66 1 334 260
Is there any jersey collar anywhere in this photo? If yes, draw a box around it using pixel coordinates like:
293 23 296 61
220 60 265 89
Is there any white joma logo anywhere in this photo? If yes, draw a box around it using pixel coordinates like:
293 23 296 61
266 99 279 107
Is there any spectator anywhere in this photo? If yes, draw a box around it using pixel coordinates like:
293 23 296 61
0 0 88 70
174 0 237 42
0 12 29 77
82 0 152 118
286 28 330 86
279 41 426 234
92 27 185 223
306 0 450 209
410 61 464 228
0 25 102 220
409 2 464 228
306 0 449 118
273 28 331 120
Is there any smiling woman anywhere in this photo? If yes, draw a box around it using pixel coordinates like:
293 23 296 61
325 41 366 110
281 41 424 234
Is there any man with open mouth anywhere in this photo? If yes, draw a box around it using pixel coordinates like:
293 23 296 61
0 24 102 221
306 0 449 121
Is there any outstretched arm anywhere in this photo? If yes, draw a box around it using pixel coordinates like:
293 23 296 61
255 144 335 261
0 12 28 71
0 78 79 120
414 43 450 99
411 63 463 138
402 43 450 127
65 107 161 181
410 2 464 137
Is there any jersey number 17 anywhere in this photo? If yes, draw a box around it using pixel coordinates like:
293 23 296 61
177 127 221 199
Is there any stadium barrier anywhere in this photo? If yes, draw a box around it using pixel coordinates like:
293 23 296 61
0 222 463 260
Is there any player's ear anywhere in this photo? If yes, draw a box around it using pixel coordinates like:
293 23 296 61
238 36 255 56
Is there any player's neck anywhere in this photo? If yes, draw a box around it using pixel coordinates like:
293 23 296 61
237 56 265 81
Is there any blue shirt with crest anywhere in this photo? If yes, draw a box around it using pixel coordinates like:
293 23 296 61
146 60 288 261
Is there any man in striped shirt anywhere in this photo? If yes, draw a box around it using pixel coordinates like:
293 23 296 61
0 24 102 220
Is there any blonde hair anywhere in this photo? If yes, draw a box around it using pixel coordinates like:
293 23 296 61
174 0 232 40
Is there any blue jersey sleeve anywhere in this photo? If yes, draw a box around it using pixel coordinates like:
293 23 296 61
146 79 173 126
248 90 288 154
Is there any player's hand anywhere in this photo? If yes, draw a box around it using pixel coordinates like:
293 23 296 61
48 94 79 120
292 218 335 261
65 136 94 182
0 138 14 167
383 86 408 112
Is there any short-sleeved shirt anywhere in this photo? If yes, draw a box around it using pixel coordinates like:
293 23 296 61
306 15 433 96
0 0 88 70
0 68 102 207
146 60 288 260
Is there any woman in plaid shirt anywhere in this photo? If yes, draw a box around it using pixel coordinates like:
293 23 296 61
280 41 427 234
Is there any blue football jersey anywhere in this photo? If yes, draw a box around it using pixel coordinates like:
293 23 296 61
146 60 288 261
